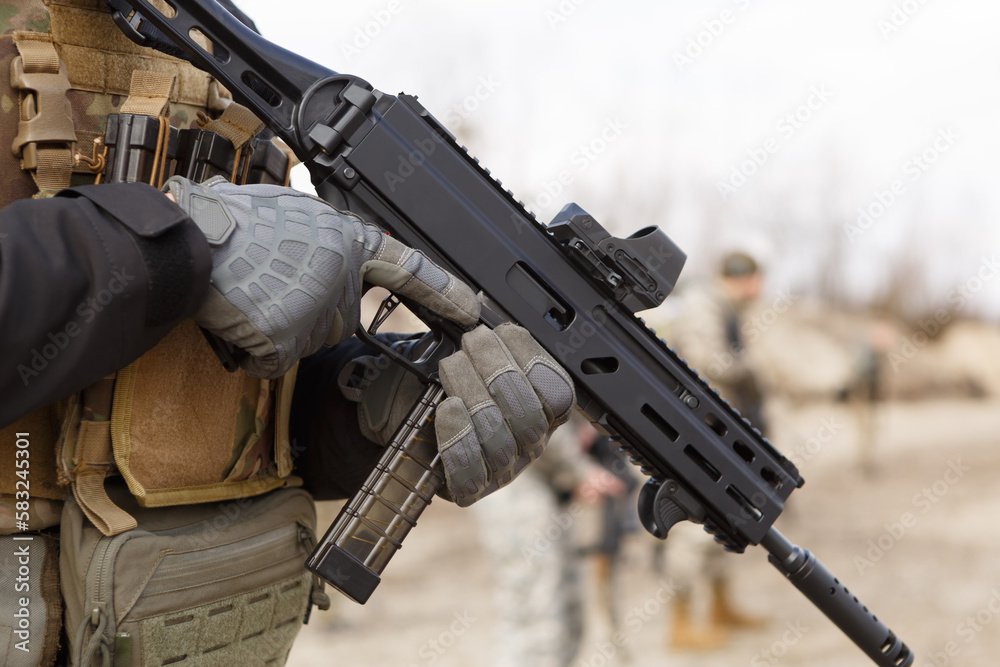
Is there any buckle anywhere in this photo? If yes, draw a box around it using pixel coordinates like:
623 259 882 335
10 55 76 159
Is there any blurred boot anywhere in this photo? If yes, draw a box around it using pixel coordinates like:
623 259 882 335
669 593 729 651
594 553 614 625
710 578 768 630
652 541 665 575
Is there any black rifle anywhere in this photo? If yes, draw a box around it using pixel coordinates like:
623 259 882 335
109 2 912 665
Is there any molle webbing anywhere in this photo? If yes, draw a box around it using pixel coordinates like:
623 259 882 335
195 102 265 184
3 0 298 541
57 374 140 536
62 69 179 536
45 0 214 107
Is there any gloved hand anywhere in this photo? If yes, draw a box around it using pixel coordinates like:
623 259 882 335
340 323 576 507
162 176 480 377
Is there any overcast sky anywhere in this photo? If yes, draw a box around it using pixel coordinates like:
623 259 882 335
237 0 1000 318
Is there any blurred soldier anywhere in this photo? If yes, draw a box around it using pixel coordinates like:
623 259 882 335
583 433 640 644
674 251 767 429
847 320 896 475
663 251 769 650
472 414 623 667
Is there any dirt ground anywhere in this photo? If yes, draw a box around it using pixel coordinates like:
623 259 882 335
287 397 1000 667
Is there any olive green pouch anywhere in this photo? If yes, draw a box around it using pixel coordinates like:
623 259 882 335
61 483 327 667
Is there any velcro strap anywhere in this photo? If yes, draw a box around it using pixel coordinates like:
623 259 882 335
121 69 176 118
69 374 137 536
198 102 266 183
11 34 76 194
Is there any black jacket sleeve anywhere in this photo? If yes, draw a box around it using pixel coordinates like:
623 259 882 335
0 182 212 428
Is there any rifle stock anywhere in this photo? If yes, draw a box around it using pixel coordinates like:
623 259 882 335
110 2 912 664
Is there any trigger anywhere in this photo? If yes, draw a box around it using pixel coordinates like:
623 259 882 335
368 293 402 335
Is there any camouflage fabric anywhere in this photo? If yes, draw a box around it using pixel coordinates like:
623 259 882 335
1 0 215 208
664 520 727 596
222 383 276 482
0 0 48 204
79 375 114 422
470 420 594 667
670 280 765 423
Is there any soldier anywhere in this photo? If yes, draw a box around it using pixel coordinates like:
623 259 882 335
470 414 623 667
0 2 573 664
672 251 767 429
661 251 769 650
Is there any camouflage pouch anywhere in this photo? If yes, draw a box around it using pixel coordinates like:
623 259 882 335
61 482 327 667
108 318 299 509
53 319 299 538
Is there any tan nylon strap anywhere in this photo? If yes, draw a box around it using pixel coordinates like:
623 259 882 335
72 420 137 536
35 146 76 192
73 474 138 537
55 43 212 106
120 69 176 118
15 37 61 72
200 102 265 150
11 34 75 195
274 363 299 478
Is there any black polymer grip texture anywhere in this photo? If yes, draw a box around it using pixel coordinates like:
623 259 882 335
306 384 446 604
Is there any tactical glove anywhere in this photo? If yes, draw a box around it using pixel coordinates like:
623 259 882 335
340 323 575 506
162 176 480 377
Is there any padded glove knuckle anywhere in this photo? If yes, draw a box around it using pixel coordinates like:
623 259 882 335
432 323 576 506
170 176 368 377
173 174 482 379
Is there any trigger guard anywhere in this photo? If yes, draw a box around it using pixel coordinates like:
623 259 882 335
356 326 447 384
